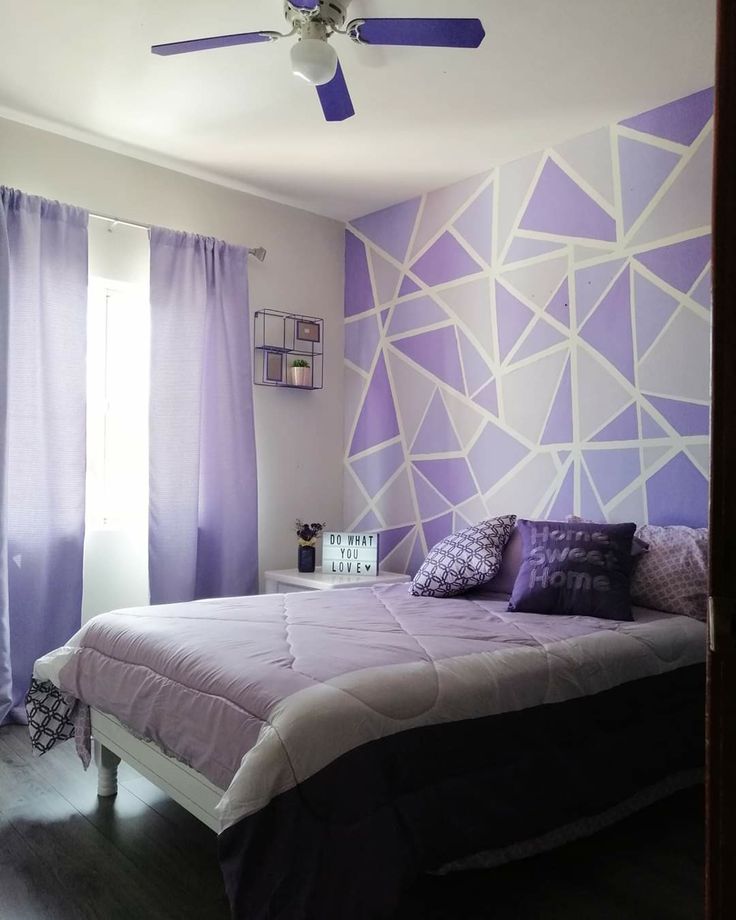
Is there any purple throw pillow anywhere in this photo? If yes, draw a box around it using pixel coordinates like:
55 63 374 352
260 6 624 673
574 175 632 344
509 519 636 620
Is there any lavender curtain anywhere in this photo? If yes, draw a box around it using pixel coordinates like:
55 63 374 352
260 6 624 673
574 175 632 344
0 188 88 725
148 228 258 604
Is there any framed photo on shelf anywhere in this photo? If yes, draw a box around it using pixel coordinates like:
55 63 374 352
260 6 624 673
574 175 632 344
295 320 321 344
265 351 284 383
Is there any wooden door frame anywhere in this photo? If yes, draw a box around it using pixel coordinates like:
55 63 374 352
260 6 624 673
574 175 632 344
707 1 736 917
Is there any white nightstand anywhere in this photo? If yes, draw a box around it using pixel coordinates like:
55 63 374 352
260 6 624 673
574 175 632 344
263 567 411 594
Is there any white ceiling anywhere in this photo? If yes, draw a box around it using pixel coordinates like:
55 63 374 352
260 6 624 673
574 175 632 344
0 0 716 220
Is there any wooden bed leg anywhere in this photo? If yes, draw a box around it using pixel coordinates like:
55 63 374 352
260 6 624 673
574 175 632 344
95 741 121 797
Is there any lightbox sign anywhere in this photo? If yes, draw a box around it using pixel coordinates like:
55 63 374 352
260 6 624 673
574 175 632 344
322 532 379 576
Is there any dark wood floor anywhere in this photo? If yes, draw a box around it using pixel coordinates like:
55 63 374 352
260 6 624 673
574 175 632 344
0 724 703 919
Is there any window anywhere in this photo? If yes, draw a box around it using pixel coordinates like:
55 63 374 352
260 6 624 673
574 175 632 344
86 278 150 530
82 275 151 620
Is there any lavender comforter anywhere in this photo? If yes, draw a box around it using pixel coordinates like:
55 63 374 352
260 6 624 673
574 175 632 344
33 584 706 919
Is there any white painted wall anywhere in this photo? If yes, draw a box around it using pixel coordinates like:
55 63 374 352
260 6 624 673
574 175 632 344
0 116 345 587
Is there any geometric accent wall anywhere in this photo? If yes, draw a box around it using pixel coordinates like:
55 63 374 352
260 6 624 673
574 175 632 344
344 88 713 575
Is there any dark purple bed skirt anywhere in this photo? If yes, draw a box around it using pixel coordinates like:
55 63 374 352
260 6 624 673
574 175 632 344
219 664 704 919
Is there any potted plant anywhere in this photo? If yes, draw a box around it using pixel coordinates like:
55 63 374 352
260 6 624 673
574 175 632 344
289 358 312 388
295 520 326 573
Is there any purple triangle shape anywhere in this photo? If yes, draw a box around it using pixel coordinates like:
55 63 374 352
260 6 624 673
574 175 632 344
496 282 534 360
520 158 617 241
393 327 465 393
473 379 499 416
399 275 420 297
345 230 375 317
411 232 483 287
633 272 679 357
380 308 391 328
514 319 567 362
620 88 714 147
351 198 421 263
413 458 477 505
412 468 451 519
379 525 414 562
547 464 574 519
584 449 641 504
351 442 405 498
581 269 635 382
541 359 573 444
580 466 605 520
546 278 570 327
412 391 461 454
591 403 639 441
453 185 493 263
645 395 710 436
646 452 708 528
635 235 711 294
641 409 668 439
349 353 400 456
458 330 492 395
388 295 447 336
618 136 681 232
422 512 454 551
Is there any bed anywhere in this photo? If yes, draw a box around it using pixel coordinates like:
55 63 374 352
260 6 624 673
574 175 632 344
29 583 705 920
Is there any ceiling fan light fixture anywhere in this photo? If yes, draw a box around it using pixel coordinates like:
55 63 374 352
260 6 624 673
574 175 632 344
290 38 338 85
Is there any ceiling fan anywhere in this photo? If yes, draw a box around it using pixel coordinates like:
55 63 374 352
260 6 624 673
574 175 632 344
151 0 485 122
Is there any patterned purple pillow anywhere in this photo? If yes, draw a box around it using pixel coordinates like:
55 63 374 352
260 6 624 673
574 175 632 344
509 519 636 620
630 525 708 620
411 515 516 598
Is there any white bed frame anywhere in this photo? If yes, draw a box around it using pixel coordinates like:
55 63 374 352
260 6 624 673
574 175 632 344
91 708 224 831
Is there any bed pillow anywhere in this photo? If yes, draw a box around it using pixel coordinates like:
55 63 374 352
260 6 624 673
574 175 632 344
411 515 516 598
630 524 708 620
508 519 636 620
485 516 644 598
482 526 523 595
567 515 649 557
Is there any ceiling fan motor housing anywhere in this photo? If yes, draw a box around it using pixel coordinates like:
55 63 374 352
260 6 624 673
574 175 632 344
284 0 350 31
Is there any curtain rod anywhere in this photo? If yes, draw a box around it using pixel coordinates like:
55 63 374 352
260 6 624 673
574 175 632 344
89 211 267 262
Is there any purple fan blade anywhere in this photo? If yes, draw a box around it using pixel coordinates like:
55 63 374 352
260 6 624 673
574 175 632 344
317 63 355 122
151 32 272 56
289 0 319 9
351 18 485 48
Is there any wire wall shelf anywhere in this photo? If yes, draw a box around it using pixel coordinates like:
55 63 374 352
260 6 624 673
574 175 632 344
253 309 324 390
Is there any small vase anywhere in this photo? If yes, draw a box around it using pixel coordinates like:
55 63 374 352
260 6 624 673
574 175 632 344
298 544 316 573
289 366 312 388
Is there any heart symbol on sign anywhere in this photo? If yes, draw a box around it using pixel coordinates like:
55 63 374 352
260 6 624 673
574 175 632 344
365 564 372 573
